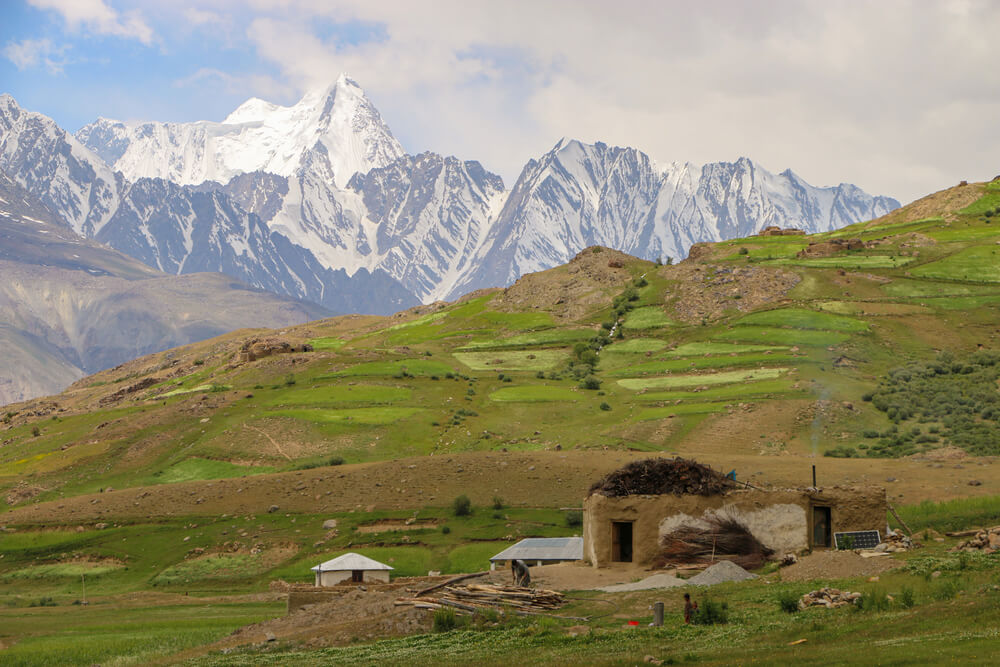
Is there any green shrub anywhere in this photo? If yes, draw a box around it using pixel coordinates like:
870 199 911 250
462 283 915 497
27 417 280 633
857 590 891 612
565 510 583 527
900 587 916 609
691 598 728 625
580 375 602 390
284 373 296 386
452 495 472 517
31 426 40 437
492 496 504 510
441 525 451 534
599 402 611 411
778 591 800 614
824 445 860 458
934 579 961 601
738 247 749 255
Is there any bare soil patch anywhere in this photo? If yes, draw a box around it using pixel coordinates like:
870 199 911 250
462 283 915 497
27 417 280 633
662 263 800 324
489 247 645 321
779 550 902 582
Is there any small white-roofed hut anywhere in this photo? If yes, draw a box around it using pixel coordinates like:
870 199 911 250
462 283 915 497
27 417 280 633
489 537 583 570
311 552 393 586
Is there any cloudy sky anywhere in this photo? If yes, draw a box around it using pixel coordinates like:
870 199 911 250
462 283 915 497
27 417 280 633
2 0 998 203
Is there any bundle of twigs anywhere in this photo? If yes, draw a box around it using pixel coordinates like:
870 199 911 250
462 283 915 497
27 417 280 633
395 584 565 616
588 457 734 497
654 515 773 570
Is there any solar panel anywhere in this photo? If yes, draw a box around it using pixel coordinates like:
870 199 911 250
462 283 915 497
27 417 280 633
834 530 881 550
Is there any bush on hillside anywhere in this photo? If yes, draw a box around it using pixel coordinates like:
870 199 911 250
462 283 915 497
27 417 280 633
691 598 728 625
453 494 472 517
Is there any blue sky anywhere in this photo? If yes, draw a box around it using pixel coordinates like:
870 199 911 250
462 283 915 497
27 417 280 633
2 0 999 203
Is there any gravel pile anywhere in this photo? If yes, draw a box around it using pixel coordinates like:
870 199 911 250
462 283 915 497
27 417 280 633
686 560 757 586
598 573 687 592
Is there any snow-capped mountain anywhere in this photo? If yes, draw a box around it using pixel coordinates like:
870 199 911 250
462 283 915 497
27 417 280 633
77 74 404 188
1 78 901 320
0 94 417 316
447 140 899 298
0 93 121 237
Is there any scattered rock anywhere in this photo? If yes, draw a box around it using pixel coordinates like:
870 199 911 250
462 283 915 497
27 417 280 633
799 587 861 609
268 505 279 513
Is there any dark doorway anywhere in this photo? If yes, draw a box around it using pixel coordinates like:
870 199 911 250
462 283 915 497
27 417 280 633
352 570 364 583
812 506 832 547
612 521 633 562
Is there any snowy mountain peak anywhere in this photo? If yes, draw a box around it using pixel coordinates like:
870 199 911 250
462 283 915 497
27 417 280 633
222 97 280 124
77 74 405 187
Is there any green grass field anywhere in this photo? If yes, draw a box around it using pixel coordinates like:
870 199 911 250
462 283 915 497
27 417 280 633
712 327 850 347
617 367 787 390
735 308 868 332
262 407 424 425
607 352 792 377
763 255 914 269
156 458 273 484
911 246 1000 283
453 350 568 371
308 337 345 350
635 378 798 402
488 386 580 402
265 385 411 407
596 338 667 353
665 342 784 356
0 602 283 667
622 306 674 329
458 329 594 350
325 360 458 378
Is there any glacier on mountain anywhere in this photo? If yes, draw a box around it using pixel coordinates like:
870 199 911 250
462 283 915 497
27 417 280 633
77 74 405 189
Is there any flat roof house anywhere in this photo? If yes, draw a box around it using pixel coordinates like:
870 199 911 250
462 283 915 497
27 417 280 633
489 537 583 570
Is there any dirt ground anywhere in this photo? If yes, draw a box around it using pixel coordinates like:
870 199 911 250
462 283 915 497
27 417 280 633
3 448 996 527
480 561 649 591
779 550 902 582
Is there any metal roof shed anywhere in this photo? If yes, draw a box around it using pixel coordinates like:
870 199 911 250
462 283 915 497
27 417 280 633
311 552 394 586
489 537 583 569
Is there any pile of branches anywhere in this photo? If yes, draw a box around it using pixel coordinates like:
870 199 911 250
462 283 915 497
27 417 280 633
588 457 734 497
395 584 564 616
653 515 773 570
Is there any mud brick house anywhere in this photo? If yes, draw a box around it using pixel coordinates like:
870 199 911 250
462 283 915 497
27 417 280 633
582 459 886 568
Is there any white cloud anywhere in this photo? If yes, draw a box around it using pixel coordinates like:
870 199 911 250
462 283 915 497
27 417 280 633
232 0 1000 203
2 38 69 74
173 67 294 101
29 0 154 45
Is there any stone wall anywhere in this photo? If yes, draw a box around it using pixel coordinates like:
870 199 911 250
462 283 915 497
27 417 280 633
583 486 886 567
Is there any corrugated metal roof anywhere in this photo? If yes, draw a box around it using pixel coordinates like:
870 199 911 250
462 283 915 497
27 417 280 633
311 552 394 572
489 537 583 562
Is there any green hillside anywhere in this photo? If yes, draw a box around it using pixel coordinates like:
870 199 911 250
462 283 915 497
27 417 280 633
2 180 1000 664
4 181 1000 500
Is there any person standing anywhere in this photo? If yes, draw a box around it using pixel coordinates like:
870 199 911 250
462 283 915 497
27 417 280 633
683 592 698 624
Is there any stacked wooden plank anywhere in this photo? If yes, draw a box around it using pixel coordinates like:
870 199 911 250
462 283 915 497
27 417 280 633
395 584 565 615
